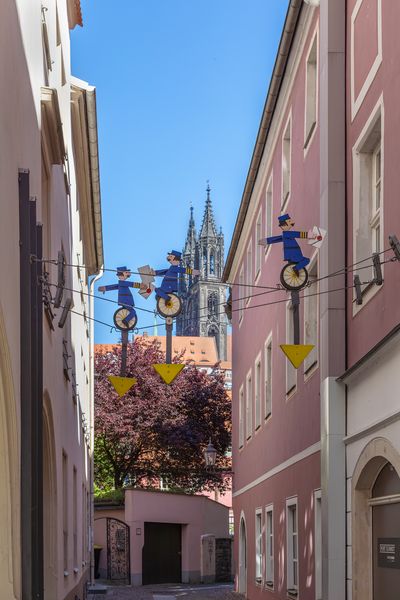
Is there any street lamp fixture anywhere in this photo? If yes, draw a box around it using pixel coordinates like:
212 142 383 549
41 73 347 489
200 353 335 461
204 438 217 467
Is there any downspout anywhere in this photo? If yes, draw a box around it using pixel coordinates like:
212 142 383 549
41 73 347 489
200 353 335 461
88 267 104 585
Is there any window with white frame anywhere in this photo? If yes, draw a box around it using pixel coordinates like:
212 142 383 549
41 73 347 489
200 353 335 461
239 385 245 448
265 505 274 588
305 32 318 148
286 498 298 595
286 301 297 395
265 336 272 419
282 117 291 209
246 371 252 440
239 266 244 322
353 103 383 284
314 491 322 600
255 509 263 583
265 176 273 247
255 211 262 278
255 356 262 429
304 259 318 373
246 243 252 303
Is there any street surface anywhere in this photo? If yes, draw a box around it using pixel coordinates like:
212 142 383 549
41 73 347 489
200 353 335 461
88 583 243 600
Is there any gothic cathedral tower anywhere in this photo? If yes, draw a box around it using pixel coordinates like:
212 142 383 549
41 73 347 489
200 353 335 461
176 185 228 361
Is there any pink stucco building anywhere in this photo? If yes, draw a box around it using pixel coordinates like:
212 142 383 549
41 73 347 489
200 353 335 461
224 1 400 599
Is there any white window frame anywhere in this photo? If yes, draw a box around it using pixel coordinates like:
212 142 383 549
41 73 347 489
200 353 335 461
255 210 263 281
286 497 299 596
238 384 245 449
254 353 262 430
246 243 252 305
265 174 273 259
255 508 263 584
265 504 274 589
352 96 384 313
264 334 272 420
314 490 322 600
281 113 292 211
286 300 297 396
245 370 252 440
239 265 245 324
303 255 318 376
304 27 319 153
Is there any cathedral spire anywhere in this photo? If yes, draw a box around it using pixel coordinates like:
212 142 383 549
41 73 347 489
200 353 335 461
183 204 197 256
200 183 218 238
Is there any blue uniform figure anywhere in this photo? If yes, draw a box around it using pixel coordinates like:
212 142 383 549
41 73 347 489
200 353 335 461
98 267 142 326
261 214 311 273
154 250 196 300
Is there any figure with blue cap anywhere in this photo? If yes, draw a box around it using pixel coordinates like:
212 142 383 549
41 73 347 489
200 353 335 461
98 267 147 330
150 250 200 317
259 214 321 290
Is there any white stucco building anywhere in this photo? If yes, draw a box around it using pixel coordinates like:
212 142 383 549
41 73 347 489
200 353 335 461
0 2 103 599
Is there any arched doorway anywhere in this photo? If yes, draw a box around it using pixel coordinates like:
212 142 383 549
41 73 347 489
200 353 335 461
43 393 57 600
352 438 400 600
371 462 400 599
0 310 20 598
238 514 247 595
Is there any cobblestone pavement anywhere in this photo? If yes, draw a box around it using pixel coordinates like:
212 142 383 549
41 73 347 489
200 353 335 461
88 583 244 600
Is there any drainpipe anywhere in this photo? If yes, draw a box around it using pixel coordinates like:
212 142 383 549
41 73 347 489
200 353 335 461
88 266 104 585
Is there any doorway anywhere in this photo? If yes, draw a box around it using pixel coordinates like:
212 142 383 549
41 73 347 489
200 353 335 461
371 462 400 600
238 516 247 594
142 522 182 585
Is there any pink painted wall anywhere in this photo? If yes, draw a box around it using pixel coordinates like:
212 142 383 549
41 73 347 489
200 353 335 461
233 452 320 600
94 490 229 585
346 0 400 367
228 9 321 599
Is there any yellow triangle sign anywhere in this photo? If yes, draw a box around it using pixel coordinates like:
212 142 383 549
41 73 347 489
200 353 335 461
280 344 315 369
152 363 185 385
107 375 137 397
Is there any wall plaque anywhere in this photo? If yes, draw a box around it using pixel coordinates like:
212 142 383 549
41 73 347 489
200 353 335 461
378 538 400 569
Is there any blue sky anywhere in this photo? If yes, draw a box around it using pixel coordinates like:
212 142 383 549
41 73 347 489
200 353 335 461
71 0 288 343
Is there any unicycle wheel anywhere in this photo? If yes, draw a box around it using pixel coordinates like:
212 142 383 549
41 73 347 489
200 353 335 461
156 293 182 318
113 307 137 331
280 262 309 291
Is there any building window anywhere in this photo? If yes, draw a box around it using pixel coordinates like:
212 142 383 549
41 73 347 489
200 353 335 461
246 371 252 440
246 243 252 303
73 466 78 568
353 101 383 286
286 301 297 395
255 211 262 278
304 259 318 373
239 385 245 448
210 251 215 274
265 506 274 588
265 175 273 252
255 509 263 584
239 266 245 322
62 451 68 573
314 491 322 600
264 336 272 419
287 498 299 596
255 356 262 429
282 116 292 210
305 32 318 148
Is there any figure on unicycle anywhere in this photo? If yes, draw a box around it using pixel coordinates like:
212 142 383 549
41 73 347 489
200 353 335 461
99 266 147 330
150 250 199 318
259 214 321 291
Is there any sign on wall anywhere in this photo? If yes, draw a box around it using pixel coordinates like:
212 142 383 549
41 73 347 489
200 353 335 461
378 538 400 569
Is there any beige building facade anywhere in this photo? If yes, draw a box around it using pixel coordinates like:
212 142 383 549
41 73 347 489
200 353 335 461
0 1 103 599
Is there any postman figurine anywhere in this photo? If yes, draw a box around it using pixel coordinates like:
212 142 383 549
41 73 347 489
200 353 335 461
98 267 145 327
259 214 322 275
152 250 199 300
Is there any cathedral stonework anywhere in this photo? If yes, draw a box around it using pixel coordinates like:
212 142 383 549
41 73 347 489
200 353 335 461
176 186 228 361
